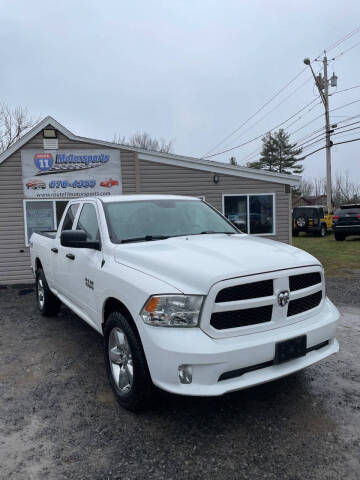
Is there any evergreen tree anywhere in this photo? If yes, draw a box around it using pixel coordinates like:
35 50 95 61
247 129 303 174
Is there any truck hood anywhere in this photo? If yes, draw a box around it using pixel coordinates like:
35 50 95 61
114 234 321 294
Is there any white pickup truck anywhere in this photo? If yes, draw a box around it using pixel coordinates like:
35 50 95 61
30 195 339 410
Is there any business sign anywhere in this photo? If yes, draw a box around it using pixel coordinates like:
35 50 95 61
21 149 122 199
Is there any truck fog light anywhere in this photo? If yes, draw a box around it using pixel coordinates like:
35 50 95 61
178 365 192 384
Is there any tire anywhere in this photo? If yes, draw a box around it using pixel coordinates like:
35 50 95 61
296 216 306 228
104 312 153 411
36 268 61 317
292 230 299 237
319 225 327 237
335 232 346 241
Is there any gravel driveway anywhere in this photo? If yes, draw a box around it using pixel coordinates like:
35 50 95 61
0 280 359 480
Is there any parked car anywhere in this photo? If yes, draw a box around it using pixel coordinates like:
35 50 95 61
30 195 339 411
26 179 46 189
332 204 360 241
100 178 119 188
292 206 333 237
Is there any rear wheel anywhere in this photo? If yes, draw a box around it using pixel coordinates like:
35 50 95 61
104 312 154 411
36 268 61 316
335 232 346 241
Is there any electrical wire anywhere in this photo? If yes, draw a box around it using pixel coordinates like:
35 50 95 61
332 40 360 60
217 77 315 150
331 85 360 96
201 68 308 157
203 98 322 159
318 25 360 57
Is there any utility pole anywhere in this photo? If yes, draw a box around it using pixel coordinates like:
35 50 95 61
323 54 332 212
304 53 338 211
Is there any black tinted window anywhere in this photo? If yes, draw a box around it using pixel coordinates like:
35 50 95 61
61 204 79 231
293 208 318 218
76 204 100 241
337 206 360 215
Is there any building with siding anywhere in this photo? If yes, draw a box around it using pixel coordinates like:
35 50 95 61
0 116 300 285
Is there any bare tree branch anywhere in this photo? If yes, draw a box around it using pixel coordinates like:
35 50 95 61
0 104 38 153
113 130 173 153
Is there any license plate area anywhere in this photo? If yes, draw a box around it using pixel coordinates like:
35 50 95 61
274 335 306 364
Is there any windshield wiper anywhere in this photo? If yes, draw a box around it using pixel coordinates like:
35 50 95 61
121 235 169 244
199 231 237 235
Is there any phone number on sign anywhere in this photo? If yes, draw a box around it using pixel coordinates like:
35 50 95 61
49 180 96 188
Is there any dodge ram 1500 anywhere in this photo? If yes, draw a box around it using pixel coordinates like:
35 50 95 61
30 195 339 410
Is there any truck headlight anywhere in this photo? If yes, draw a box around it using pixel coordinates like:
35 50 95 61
140 295 204 327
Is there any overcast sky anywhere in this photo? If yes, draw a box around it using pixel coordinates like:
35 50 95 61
1 0 360 183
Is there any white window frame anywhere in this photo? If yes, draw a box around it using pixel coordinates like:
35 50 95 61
23 199 67 246
222 193 276 236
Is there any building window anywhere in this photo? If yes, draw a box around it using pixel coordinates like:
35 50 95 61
24 201 56 245
223 194 275 235
23 200 73 246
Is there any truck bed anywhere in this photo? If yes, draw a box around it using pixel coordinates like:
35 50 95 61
37 231 57 240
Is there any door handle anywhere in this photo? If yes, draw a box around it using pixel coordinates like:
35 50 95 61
51 248 58 253
65 253 75 260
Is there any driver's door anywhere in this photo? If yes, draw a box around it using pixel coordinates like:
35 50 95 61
71 202 104 326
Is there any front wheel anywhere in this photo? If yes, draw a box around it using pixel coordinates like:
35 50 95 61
36 268 61 316
104 312 153 411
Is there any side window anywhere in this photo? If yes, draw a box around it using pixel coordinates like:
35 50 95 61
61 203 79 231
76 204 100 241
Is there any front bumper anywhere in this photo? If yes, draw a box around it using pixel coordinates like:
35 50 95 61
138 297 339 396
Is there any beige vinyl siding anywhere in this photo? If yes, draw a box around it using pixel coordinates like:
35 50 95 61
134 159 290 243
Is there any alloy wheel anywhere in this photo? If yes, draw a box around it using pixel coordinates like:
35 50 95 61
108 327 134 393
37 278 45 309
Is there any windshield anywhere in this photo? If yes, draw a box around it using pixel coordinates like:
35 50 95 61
104 199 238 243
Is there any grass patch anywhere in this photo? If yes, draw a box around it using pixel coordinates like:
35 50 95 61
293 233 360 278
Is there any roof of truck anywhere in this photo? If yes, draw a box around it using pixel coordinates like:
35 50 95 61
99 194 201 203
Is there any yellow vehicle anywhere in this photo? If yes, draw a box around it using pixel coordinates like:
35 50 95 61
292 205 334 237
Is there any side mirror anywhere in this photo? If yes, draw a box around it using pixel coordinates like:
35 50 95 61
60 230 101 250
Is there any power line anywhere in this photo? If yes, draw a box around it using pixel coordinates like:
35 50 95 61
203 98 322 159
201 68 308 157
320 25 360 57
299 134 360 161
333 137 360 146
217 77 315 150
332 40 360 59
331 85 360 95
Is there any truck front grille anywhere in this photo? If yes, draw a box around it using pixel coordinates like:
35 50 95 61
289 272 321 291
215 280 273 303
287 291 322 317
210 305 272 330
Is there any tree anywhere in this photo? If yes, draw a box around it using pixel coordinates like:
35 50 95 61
0 103 38 153
292 178 314 197
113 131 173 153
247 129 303 174
229 156 237 165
